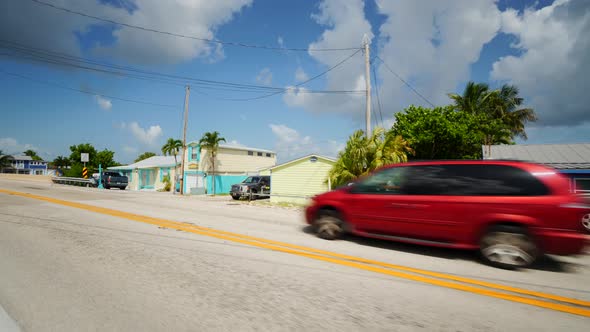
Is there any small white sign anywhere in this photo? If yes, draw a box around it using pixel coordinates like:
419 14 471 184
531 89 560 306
81 153 89 162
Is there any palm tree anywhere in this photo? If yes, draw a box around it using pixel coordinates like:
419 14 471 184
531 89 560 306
449 81 537 143
490 84 537 139
328 129 412 188
0 150 12 172
199 131 226 195
161 138 183 193
52 156 70 168
23 149 42 161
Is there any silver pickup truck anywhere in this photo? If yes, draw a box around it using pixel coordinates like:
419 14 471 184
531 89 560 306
230 176 270 200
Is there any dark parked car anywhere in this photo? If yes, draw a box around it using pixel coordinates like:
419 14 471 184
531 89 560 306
230 176 270 200
305 160 589 269
91 171 128 190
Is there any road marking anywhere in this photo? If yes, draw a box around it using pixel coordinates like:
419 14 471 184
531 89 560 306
2 188 590 317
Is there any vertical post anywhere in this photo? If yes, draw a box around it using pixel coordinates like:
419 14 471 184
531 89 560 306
179 85 190 196
363 34 372 137
98 164 104 189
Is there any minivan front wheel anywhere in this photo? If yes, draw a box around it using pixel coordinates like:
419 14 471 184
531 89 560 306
480 225 538 269
314 211 344 240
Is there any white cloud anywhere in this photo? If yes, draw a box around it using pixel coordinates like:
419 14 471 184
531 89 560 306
0 137 45 156
225 139 245 147
284 0 502 126
283 0 371 118
126 122 163 146
95 95 112 111
294 67 309 82
255 67 273 86
277 36 285 48
375 0 501 110
269 124 342 162
122 145 138 154
0 0 253 65
491 0 590 126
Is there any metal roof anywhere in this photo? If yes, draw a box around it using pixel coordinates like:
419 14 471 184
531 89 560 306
483 143 590 169
270 154 336 170
108 156 179 170
10 155 33 161
186 141 275 154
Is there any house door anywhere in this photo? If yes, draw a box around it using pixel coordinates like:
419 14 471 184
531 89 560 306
139 169 156 189
185 174 205 194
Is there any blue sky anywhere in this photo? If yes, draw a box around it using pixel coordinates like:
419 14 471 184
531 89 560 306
0 0 588 164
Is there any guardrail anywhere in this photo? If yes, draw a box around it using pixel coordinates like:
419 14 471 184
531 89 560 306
235 191 312 201
51 176 95 187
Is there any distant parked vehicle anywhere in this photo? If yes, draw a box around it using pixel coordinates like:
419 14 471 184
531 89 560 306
306 160 590 269
230 176 270 200
92 171 128 190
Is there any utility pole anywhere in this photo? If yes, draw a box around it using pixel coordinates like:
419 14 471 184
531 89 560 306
179 85 190 196
363 34 372 137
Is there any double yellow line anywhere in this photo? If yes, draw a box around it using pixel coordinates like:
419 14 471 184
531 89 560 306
2 188 590 317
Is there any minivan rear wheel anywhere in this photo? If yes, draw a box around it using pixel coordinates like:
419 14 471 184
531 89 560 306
314 211 344 240
480 225 538 269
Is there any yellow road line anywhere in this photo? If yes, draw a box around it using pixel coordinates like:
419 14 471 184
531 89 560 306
2 188 590 317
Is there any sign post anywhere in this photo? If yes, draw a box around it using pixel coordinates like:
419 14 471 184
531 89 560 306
98 164 104 189
81 153 90 179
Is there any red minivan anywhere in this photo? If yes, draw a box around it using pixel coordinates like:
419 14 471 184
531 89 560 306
305 161 589 269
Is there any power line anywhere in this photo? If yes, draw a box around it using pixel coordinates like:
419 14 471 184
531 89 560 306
224 48 362 101
373 55 435 107
0 69 180 109
27 0 360 52
0 39 365 96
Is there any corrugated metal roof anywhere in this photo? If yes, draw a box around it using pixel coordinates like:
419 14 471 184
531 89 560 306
10 155 33 161
186 141 275 154
108 156 178 170
270 154 336 170
483 143 590 169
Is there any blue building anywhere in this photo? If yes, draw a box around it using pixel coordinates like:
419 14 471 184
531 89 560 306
1 155 48 175
483 143 590 194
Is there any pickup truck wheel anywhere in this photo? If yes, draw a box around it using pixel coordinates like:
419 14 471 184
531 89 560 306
231 195 240 200
315 210 344 240
480 225 538 269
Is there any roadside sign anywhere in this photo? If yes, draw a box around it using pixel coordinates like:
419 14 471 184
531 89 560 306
82 167 88 179
81 153 89 162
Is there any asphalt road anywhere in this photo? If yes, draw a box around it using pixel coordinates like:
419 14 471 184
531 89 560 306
1 177 589 331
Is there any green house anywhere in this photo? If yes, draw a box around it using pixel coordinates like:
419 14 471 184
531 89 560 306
268 154 336 205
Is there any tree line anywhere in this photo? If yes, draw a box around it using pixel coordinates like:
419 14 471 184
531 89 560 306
328 81 537 187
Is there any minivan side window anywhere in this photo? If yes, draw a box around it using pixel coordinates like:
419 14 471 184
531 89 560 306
403 164 549 196
351 167 408 194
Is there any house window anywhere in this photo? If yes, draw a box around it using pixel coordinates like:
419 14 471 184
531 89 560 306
248 151 253 156
191 148 197 161
257 152 263 156
160 168 170 181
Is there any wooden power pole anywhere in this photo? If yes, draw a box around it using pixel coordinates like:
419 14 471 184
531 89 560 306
179 85 190 196
363 34 372 137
